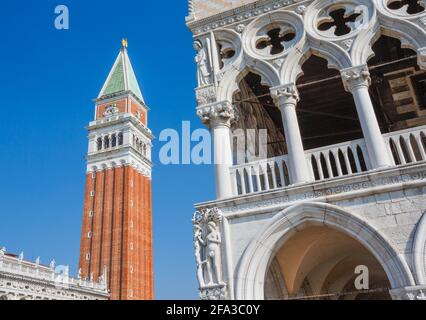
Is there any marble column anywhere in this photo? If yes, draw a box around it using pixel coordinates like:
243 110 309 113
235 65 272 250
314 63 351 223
270 84 311 185
341 65 393 169
198 101 235 199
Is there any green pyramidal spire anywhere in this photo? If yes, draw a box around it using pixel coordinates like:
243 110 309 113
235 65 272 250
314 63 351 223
98 39 144 103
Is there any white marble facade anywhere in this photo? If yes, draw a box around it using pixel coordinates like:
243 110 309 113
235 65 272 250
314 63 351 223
187 0 426 300
0 248 109 300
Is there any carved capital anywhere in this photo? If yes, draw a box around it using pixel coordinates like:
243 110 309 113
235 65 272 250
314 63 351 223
418 47 426 71
196 101 236 128
341 65 371 92
270 83 300 107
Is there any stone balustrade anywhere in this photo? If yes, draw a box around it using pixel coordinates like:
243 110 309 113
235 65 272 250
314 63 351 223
229 125 426 197
0 249 108 300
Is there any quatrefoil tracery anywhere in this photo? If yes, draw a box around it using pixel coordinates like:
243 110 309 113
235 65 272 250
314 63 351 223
387 0 425 15
255 26 297 56
242 11 304 60
318 7 364 37
255 27 297 55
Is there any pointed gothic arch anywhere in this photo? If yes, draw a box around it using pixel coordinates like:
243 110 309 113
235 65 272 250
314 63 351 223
217 59 280 102
235 202 415 300
352 17 426 66
280 38 353 84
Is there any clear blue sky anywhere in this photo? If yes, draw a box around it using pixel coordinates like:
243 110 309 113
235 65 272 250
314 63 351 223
0 1 216 299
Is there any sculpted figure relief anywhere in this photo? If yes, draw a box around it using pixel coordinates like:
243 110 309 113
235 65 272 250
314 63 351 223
194 225 206 287
194 40 212 87
193 208 224 288
205 221 223 285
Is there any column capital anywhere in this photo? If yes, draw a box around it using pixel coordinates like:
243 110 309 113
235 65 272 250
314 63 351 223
341 65 371 92
270 83 300 107
197 100 236 128
418 47 426 71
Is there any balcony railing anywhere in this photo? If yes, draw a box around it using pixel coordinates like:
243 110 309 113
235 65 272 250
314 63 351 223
306 138 370 182
230 125 426 196
384 126 426 166
230 155 291 196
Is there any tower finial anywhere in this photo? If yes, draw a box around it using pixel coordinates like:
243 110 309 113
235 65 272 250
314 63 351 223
122 38 128 49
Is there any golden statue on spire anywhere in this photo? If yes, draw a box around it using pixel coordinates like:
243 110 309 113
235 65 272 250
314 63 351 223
122 38 128 48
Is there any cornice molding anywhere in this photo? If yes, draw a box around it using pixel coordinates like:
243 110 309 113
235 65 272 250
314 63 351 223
195 163 426 218
95 90 149 111
187 0 311 35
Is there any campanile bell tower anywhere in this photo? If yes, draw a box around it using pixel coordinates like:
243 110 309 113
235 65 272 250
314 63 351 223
79 40 154 300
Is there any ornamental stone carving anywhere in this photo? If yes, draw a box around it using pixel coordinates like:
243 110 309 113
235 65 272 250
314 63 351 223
104 104 119 117
193 208 227 300
270 83 300 107
242 10 304 60
384 0 426 17
194 40 212 87
199 285 228 300
195 85 217 106
341 64 371 92
215 29 240 70
305 0 374 41
196 101 236 127
235 24 246 33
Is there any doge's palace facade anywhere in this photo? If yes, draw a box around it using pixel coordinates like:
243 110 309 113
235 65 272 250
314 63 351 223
187 0 426 300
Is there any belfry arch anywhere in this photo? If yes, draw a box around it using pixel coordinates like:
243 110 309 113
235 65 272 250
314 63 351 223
235 203 415 300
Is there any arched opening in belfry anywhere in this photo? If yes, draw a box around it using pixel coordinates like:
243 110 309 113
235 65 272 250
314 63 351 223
296 55 363 151
367 35 426 132
264 226 392 300
232 71 288 163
